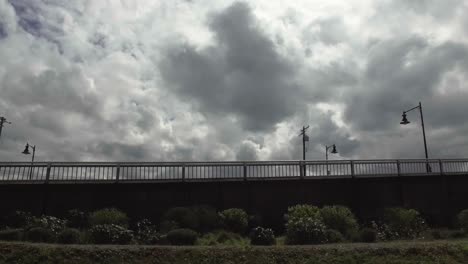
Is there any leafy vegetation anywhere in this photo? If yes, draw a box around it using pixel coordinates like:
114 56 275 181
166 228 198 245
161 207 199 231
1 240 468 264
250 227 276 245
360 227 377 242
320 205 359 238
57 228 81 244
89 224 133 244
382 207 428 239
89 208 129 228
457 209 468 232
197 230 249 246
219 208 248 234
25 227 55 243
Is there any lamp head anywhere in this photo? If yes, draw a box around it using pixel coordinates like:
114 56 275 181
22 144 30 155
331 144 338 154
400 112 410 125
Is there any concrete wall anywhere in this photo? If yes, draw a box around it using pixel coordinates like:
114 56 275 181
0 174 465 229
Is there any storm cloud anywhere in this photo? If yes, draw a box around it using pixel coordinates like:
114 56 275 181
0 0 467 162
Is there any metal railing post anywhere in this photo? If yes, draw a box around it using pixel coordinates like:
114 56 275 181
350 160 355 178
300 161 305 179
182 164 186 182
243 163 247 181
396 160 401 177
439 159 444 176
115 164 120 183
45 163 51 184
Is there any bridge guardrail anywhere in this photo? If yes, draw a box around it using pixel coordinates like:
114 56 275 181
0 159 467 184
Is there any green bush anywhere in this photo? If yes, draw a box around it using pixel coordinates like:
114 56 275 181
0 229 23 241
161 207 199 231
89 224 134 244
57 228 81 244
325 229 344 243
29 215 67 235
219 208 248 234
285 204 327 245
6 211 33 228
383 207 427 239
191 205 220 233
66 209 89 229
285 204 321 223
250 227 276 245
135 219 163 245
197 230 249 246
89 208 128 228
320 206 359 238
285 217 327 245
167 228 198 245
26 227 56 243
457 209 468 232
160 220 180 233
360 228 377 243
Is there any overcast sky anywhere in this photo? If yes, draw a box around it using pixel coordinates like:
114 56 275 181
0 0 467 162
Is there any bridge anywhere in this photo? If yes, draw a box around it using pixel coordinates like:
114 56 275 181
1 159 467 183
1 159 467 229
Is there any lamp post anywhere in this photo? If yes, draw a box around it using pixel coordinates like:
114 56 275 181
400 102 431 172
22 143 36 180
325 144 338 175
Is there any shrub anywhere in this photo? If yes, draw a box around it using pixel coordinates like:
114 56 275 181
457 209 468 232
160 220 180 233
197 230 249 246
285 204 321 223
57 228 81 244
89 208 128 228
29 215 67 235
219 208 248 234
89 224 134 244
161 207 199 231
0 229 23 241
250 226 276 245
450 230 466 239
360 228 377 243
26 227 56 243
285 204 327 245
325 229 345 243
383 207 427 239
5 211 33 228
320 206 359 238
167 228 198 245
66 209 89 229
135 219 163 245
191 205 220 233
285 217 327 245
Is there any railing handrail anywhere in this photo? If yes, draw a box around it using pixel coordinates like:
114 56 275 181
1 158 468 165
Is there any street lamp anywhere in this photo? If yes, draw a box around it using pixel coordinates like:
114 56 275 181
22 143 36 179
325 144 338 175
400 102 431 172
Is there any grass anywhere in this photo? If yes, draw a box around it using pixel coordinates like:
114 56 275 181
1 240 468 264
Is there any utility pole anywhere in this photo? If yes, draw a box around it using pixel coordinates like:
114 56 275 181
0 116 11 139
298 125 309 160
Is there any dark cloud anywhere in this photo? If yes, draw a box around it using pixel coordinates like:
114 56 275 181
160 2 300 132
344 37 468 132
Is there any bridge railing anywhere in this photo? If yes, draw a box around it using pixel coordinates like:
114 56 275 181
0 159 467 183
